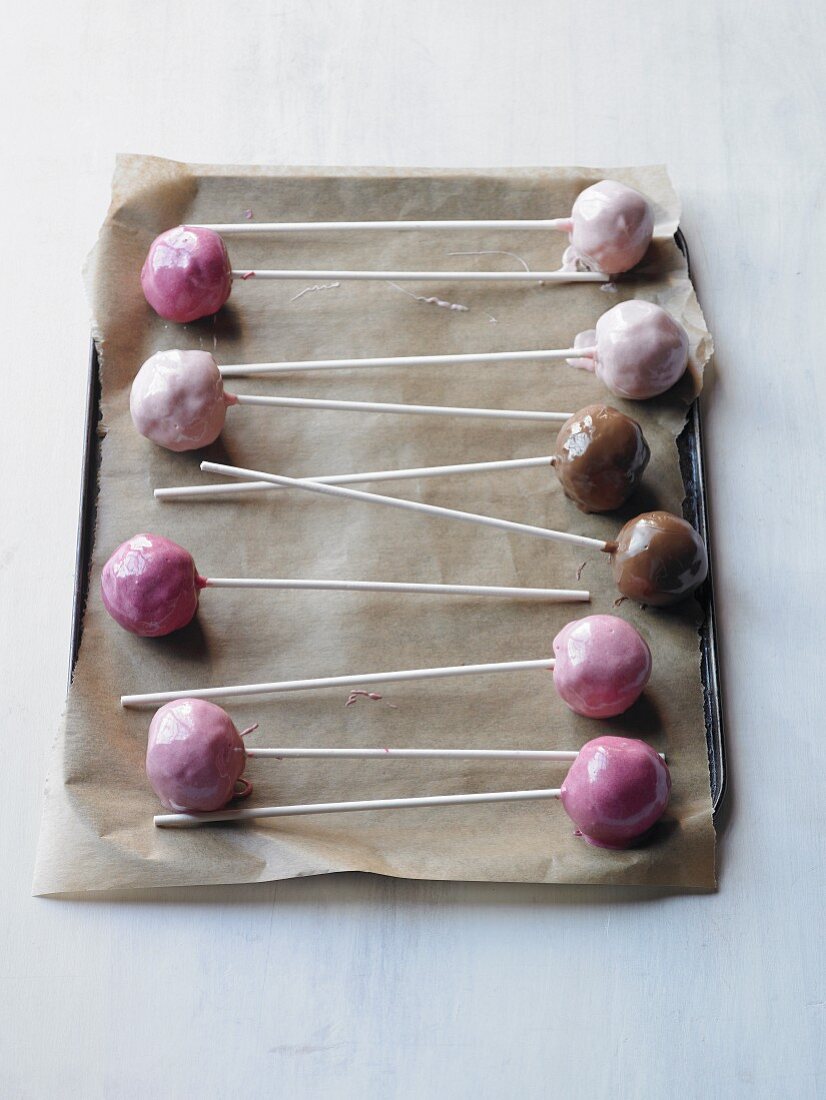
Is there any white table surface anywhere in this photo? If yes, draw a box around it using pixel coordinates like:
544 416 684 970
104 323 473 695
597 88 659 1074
2 2 824 1096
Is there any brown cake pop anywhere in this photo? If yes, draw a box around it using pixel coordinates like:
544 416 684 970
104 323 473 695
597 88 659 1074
606 511 708 606
551 405 650 513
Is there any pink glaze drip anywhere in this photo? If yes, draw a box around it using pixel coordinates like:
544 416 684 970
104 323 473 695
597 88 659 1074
130 349 233 452
141 226 232 323
146 699 249 812
560 735 671 848
100 533 201 637
569 301 689 400
552 614 651 719
566 180 654 275
566 328 597 372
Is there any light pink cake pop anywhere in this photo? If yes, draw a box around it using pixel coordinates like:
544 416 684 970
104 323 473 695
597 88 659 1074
130 349 236 452
100 533 205 637
560 735 670 848
146 699 252 812
141 226 233 323
552 614 651 719
562 180 655 275
568 300 689 400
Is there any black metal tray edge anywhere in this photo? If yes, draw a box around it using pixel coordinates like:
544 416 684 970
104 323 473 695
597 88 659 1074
68 260 726 822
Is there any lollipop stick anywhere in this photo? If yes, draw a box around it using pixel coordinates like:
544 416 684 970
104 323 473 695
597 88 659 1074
203 578 589 601
155 454 555 501
247 747 580 761
230 269 607 284
232 394 572 422
200 461 609 552
191 218 574 233
154 786 562 828
219 348 589 377
120 657 556 708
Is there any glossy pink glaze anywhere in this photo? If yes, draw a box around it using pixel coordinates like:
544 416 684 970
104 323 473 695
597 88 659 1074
552 614 651 719
560 735 671 848
567 180 654 275
146 699 249 812
141 226 233 323
130 349 235 452
100 533 203 637
567 300 689 400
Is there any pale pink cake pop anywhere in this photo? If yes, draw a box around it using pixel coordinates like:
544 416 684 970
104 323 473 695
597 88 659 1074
560 735 670 848
568 300 689 400
141 226 233 323
130 349 236 451
552 614 651 719
563 180 655 275
100 533 204 637
146 699 251 812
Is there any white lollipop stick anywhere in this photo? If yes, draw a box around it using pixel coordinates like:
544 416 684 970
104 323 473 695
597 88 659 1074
155 454 554 501
245 746 664 761
203 578 588 601
219 347 590 377
200 462 608 552
231 269 607 284
191 218 574 234
154 786 562 828
232 394 572 422
120 657 555 708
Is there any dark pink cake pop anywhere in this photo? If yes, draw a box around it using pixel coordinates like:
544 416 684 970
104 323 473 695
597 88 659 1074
100 533 205 637
146 699 251 812
552 615 652 719
141 226 233 323
560 735 671 848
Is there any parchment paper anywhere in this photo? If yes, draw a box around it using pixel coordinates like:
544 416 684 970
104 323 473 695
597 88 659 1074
34 156 716 894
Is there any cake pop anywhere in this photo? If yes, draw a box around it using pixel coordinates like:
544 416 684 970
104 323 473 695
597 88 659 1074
130 349 575 452
152 732 670 847
560 735 671 848
141 179 656 321
121 613 648 713
146 698 251 812
101 533 589 638
141 226 232 323
197 462 709 608
552 615 651 719
567 300 689 399
550 405 650 512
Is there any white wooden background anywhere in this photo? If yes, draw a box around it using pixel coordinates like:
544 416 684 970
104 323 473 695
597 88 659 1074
1 2 824 1096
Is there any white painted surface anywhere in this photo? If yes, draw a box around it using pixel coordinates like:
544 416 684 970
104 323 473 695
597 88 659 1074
0 1 824 1096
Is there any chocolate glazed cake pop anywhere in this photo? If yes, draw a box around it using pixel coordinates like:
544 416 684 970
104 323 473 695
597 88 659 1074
141 227 232 323
146 699 252 812
551 404 650 512
560 735 671 848
100 534 204 636
606 511 708 606
130 349 235 451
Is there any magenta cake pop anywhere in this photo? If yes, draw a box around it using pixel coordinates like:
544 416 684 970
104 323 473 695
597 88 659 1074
146 698 252 812
562 180 655 275
552 615 651 719
130 349 236 451
100 533 204 637
560 735 671 848
141 226 232 323
568 300 689 399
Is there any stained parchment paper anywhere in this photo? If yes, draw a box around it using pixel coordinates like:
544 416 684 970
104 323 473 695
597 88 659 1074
34 156 715 894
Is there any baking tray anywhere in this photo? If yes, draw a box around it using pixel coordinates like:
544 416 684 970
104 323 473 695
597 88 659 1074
67 234 726 820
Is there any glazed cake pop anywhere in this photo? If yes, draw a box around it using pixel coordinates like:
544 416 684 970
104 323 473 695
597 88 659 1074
196 463 710 608
560 735 671 848
121 613 649 713
607 511 709 607
568 300 689 399
152 730 670 849
146 698 251 812
551 405 650 512
101 533 589 638
141 227 232 323
552 615 651 719
141 179 655 322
